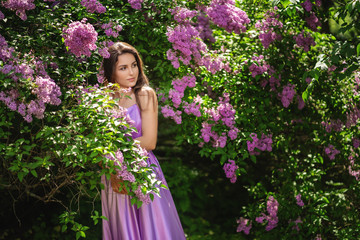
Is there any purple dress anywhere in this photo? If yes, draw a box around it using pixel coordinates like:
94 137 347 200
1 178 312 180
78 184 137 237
101 104 186 240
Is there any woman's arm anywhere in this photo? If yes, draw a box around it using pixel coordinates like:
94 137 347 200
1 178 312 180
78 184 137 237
135 87 158 151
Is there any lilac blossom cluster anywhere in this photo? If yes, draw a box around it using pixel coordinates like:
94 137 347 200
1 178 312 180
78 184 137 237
255 7 283 49
205 0 250 34
101 22 123 38
247 133 273 155
306 13 321 31
166 24 208 68
194 13 215 43
161 74 198 123
128 0 143 10
0 34 62 123
2 0 35 21
223 159 238 183
105 150 136 183
290 217 302 232
294 31 316 52
346 106 360 128
167 6 229 74
161 105 182 124
321 119 343 133
200 93 239 148
236 217 252 235
169 75 196 108
324 144 340 160
256 196 279 231
98 40 114 59
353 138 360 149
81 0 106 14
183 95 202 117
301 0 313 12
170 7 198 24
133 185 151 204
260 68 281 91
280 83 296 108
296 194 304 207
63 19 98 57
301 0 322 12
348 155 360 181
249 55 270 78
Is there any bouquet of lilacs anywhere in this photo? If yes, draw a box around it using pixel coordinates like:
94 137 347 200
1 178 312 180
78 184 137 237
77 84 165 207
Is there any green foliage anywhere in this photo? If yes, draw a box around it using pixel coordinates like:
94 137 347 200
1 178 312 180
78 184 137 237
1 0 360 239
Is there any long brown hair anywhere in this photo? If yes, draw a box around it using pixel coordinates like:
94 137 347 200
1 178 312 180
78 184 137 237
102 42 149 105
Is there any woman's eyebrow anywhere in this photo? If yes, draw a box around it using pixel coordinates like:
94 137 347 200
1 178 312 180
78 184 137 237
118 61 137 67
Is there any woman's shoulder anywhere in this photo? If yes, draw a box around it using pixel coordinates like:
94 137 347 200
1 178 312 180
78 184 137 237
137 86 157 98
137 86 158 111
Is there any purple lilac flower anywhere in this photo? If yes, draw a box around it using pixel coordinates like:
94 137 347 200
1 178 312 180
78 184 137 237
2 0 35 20
228 128 239 140
291 217 302 232
255 8 283 48
183 101 202 117
348 156 360 181
223 159 238 183
194 13 215 43
133 185 151 204
168 89 184 108
236 217 252 235
325 144 340 160
0 10 4 20
128 0 143 10
301 0 312 12
296 194 304 207
0 34 15 62
280 83 296 108
346 107 360 128
294 31 316 52
256 196 279 231
166 24 208 67
247 133 273 155
63 19 98 57
353 138 360 149
206 0 250 34
297 95 305 110
81 0 106 14
170 7 198 24
249 55 270 78
321 119 343 133
306 13 321 31
161 105 182 124
33 76 62 105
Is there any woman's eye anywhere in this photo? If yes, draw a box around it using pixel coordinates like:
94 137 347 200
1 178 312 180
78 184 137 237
132 63 137 68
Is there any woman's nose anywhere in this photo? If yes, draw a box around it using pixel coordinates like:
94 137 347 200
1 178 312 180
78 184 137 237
129 67 134 75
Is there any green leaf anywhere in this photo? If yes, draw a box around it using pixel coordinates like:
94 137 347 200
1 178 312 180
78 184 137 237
30 170 38 177
357 43 360 56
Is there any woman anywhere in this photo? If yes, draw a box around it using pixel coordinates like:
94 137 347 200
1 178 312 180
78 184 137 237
101 42 186 240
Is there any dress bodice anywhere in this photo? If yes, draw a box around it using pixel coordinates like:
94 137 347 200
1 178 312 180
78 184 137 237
127 104 142 139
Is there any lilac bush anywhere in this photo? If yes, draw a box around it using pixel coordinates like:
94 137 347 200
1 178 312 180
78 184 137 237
1 0 360 239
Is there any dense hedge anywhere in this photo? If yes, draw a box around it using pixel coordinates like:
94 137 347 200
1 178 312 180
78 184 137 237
1 0 360 239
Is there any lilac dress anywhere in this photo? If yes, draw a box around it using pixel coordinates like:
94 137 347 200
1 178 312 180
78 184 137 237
101 104 186 240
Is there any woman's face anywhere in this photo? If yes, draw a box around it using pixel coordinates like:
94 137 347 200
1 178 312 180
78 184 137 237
112 53 139 89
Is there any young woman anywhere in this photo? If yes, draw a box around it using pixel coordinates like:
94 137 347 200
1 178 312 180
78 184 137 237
101 42 186 240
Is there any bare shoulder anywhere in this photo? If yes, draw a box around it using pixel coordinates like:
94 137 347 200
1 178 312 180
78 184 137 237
138 86 157 98
137 86 158 111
